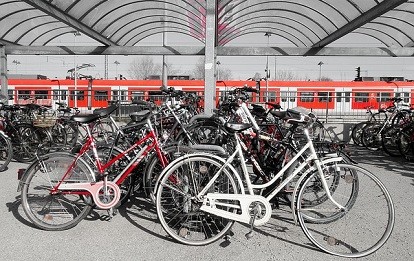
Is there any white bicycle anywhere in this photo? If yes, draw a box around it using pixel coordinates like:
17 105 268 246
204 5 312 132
155 109 395 258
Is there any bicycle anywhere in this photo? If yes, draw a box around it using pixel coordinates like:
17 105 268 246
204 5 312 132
18 108 188 230
155 109 395 258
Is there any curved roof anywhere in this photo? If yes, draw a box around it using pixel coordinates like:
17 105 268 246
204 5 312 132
0 0 413 56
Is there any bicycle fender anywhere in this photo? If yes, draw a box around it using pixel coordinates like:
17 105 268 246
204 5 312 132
291 157 344 225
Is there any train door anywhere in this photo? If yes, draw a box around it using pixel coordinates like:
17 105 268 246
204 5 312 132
68 87 88 108
335 88 352 116
92 88 111 108
279 87 297 109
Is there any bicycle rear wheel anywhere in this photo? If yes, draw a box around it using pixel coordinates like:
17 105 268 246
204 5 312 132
156 155 238 245
20 153 95 230
296 164 394 258
361 123 382 150
0 131 12 171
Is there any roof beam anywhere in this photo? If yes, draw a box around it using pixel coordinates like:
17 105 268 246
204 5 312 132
311 0 409 48
5 45 414 57
22 0 117 46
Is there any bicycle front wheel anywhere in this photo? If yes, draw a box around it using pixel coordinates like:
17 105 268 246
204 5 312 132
20 153 95 230
296 164 395 258
156 155 238 245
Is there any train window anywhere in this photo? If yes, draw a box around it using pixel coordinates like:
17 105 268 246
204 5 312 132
112 90 119 101
345 92 350 102
395 92 410 103
336 92 342 102
70 90 85 101
355 92 369 102
300 92 314 102
148 91 166 104
35 90 48 99
376 92 391 102
219 91 227 101
18 90 31 100
120 91 127 101
318 92 332 102
268 91 276 102
281 91 296 102
61 90 67 100
94 90 108 101
8 90 13 100
131 91 144 101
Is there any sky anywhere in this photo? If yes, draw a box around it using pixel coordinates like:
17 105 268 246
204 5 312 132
6 31 414 82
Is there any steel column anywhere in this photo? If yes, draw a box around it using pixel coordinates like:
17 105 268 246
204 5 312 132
0 45 8 102
204 0 217 114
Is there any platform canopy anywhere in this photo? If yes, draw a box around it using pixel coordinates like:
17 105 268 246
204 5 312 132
1 0 414 112
1 0 414 56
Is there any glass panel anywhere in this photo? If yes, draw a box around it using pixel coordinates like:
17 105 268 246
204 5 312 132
355 92 369 102
300 92 314 102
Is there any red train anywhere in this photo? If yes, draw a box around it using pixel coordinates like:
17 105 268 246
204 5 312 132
4 78 414 114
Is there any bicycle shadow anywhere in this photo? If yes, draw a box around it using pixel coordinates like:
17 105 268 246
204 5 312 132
7 195 110 229
116 192 177 243
6 195 36 229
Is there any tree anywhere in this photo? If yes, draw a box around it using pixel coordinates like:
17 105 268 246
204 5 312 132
127 56 161 79
128 56 182 79
319 76 333 81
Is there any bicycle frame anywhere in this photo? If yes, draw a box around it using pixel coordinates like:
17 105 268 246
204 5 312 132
53 117 168 209
162 124 345 227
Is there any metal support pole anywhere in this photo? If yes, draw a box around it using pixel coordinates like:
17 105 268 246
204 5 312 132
204 0 217 115
0 45 8 102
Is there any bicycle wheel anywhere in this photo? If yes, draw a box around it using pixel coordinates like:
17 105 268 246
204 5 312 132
143 144 192 199
50 123 68 147
92 120 115 145
381 126 401 157
0 131 12 171
397 123 414 159
351 121 369 147
11 123 43 162
361 122 382 151
296 164 394 258
20 153 95 230
156 155 238 245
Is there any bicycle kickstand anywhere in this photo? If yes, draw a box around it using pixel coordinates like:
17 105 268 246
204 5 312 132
245 207 259 239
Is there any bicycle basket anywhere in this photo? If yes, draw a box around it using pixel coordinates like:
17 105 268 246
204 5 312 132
32 116 57 128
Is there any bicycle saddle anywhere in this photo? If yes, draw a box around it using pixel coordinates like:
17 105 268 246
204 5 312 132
70 113 100 124
224 122 252 133
93 104 118 117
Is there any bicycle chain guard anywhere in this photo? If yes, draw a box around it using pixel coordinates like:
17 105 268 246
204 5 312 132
200 193 272 226
58 181 120 209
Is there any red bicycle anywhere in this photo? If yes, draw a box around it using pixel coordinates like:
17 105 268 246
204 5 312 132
18 108 187 230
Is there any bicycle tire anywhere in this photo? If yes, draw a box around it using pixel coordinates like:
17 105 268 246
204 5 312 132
156 155 238 245
296 163 395 258
361 122 382 151
381 126 401 157
0 131 13 171
351 121 369 147
143 144 192 199
397 123 414 159
20 152 95 230
11 123 43 162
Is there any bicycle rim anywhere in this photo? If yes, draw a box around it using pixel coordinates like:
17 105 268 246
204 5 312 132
296 164 395 258
21 153 94 230
156 156 237 245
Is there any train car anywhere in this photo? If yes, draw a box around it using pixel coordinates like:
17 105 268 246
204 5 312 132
4 78 414 116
